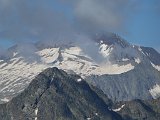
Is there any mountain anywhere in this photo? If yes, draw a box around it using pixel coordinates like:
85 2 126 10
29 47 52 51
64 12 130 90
0 67 160 120
140 46 160 69
0 67 122 120
0 33 160 103
112 98 160 120
87 62 160 101
114 98 160 120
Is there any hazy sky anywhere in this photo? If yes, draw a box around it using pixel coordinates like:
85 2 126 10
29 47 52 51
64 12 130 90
0 0 159 52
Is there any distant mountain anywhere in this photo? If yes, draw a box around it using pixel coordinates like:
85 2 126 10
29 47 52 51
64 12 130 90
0 67 160 120
87 62 160 101
0 33 160 103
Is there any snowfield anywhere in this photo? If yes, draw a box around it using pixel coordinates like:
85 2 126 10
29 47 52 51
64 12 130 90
0 40 154 103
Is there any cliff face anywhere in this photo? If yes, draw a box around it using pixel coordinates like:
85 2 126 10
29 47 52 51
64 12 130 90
0 67 121 120
114 98 160 120
87 62 160 101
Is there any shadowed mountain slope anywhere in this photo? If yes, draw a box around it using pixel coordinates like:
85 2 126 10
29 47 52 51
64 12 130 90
0 67 122 120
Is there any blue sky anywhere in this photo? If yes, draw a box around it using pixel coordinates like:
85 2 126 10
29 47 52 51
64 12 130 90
0 0 159 52
123 0 160 51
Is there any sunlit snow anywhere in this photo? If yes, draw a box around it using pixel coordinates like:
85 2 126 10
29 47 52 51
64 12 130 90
0 44 137 103
149 84 160 99
1 98 9 102
151 63 160 72
34 108 38 120
77 78 82 82
135 58 141 64
112 104 125 112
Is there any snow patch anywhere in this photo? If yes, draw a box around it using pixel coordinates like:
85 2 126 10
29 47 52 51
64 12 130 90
135 58 141 64
112 104 125 112
151 63 160 72
34 108 38 120
94 63 135 75
1 98 10 102
13 52 18 57
77 78 82 82
37 48 59 64
100 40 103 44
149 84 160 99
99 43 113 57
138 47 145 55
122 58 129 62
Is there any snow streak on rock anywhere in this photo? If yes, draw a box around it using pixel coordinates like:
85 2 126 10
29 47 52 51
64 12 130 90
149 84 160 99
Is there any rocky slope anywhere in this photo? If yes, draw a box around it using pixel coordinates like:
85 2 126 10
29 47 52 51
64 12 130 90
140 46 160 66
86 62 160 101
0 67 122 120
0 67 160 120
114 98 160 120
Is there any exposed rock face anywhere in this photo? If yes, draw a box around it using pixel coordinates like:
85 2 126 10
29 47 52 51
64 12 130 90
114 98 160 120
140 46 160 66
0 67 122 120
87 62 160 101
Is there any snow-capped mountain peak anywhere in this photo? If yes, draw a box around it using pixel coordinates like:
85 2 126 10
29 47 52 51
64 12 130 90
0 33 159 103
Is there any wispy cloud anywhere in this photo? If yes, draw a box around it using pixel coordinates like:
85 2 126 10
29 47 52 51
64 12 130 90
0 0 74 43
0 0 139 43
0 0 159 56
73 0 132 33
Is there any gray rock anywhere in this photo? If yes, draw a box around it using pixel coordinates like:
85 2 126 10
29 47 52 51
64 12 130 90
0 67 122 120
86 62 160 101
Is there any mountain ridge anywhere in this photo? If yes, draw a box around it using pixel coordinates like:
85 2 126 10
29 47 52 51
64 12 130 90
0 33 160 103
0 67 122 120
0 67 160 120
